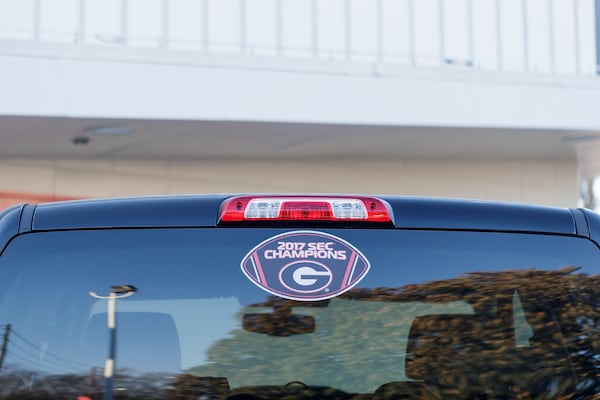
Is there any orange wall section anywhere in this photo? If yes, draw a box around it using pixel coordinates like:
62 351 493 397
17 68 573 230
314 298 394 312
0 191 80 210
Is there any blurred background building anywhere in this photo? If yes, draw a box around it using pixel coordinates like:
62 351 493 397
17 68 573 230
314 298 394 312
1 0 600 209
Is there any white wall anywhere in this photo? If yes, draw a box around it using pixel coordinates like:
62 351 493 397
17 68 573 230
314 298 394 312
0 0 596 76
2 44 600 130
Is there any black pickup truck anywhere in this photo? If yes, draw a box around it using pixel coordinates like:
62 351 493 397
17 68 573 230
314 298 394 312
0 195 598 399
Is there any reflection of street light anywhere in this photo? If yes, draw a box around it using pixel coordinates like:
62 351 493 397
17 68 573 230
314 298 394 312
89 285 137 400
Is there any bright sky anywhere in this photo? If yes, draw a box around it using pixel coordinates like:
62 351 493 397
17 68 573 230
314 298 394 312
0 0 596 75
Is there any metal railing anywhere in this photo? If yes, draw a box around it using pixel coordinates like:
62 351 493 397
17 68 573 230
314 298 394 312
0 0 596 77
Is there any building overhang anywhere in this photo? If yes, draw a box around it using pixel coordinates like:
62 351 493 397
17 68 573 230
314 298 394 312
0 115 582 163
1 41 599 178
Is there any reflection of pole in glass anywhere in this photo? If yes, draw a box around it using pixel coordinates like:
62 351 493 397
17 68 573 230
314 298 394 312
0 324 11 370
89 285 137 400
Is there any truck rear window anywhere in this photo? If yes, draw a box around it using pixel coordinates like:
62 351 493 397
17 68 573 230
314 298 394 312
0 228 598 399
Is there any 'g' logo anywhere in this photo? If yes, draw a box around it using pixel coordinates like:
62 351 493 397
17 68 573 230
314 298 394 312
240 230 370 301
279 261 333 293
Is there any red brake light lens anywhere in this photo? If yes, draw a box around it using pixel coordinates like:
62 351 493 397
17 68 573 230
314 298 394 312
219 196 392 223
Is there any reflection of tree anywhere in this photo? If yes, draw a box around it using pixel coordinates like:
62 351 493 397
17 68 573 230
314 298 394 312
2 268 599 399
0 366 98 399
188 267 600 399
0 368 230 400
170 374 229 400
0 366 166 399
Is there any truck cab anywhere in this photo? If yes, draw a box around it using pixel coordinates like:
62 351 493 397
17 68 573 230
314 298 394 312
0 195 598 399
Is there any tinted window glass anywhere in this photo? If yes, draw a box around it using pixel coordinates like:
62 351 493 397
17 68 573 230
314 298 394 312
0 228 598 399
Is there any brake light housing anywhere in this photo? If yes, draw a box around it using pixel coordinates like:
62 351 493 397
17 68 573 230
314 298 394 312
219 196 393 224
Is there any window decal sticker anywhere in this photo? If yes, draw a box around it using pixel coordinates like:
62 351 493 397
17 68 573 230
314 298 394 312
241 230 371 301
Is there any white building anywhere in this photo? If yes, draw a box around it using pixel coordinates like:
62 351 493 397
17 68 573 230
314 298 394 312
1 0 600 209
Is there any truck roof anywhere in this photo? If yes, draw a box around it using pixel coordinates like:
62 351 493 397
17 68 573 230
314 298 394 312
0 195 587 235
